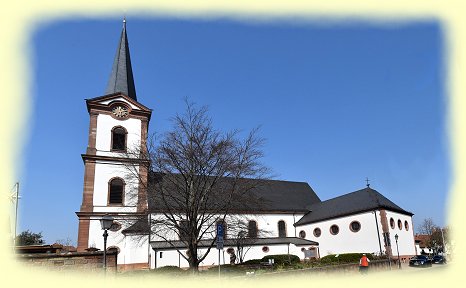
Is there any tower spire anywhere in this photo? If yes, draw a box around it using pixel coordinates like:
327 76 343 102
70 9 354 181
105 18 137 100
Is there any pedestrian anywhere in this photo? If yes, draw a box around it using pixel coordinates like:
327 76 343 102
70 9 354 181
359 254 370 274
229 251 237 265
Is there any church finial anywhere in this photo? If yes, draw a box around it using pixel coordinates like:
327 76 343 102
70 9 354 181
365 177 370 188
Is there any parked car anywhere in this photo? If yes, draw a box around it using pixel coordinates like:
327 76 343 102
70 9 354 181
409 255 432 267
432 255 447 264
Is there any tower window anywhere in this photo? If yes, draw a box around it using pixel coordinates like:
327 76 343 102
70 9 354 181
111 126 127 151
108 178 124 204
278 220 286 237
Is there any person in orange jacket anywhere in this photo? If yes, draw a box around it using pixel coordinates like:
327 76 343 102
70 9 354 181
359 254 370 274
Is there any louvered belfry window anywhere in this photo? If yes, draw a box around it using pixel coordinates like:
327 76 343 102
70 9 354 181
109 178 124 204
112 127 127 151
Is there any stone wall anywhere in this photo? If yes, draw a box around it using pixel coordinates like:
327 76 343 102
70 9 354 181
16 251 118 272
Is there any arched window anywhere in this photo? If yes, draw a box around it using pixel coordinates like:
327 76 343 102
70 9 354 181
111 126 127 151
179 220 189 241
108 178 124 204
248 220 258 238
278 220 286 237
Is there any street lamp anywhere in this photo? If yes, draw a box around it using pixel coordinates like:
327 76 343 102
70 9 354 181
100 215 114 272
394 234 401 269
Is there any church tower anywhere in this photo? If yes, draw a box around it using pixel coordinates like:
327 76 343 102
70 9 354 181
76 20 152 252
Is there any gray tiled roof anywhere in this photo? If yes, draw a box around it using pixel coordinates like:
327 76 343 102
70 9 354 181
147 173 321 213
105 20 137 100
150 237 318 250
294 187 413 226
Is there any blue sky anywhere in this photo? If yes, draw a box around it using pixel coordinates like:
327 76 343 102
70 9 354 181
19 17 448 244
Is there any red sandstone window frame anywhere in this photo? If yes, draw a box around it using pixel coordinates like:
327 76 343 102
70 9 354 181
110 126 128 152
107 177 125 205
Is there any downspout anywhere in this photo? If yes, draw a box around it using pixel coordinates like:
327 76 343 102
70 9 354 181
293 213 296 237
148 213 151 269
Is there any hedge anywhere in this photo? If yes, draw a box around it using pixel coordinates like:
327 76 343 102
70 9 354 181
319 253 375 264
261 254 300 265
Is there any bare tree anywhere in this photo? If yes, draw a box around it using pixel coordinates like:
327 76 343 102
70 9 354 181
227 218 270 264
417 218 437 236
417 218 450 254
123 101 270 271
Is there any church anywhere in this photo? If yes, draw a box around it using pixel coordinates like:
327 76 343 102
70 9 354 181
76 21 416 270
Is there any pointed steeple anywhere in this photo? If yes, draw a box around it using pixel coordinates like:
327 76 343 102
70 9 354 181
105 18 137 100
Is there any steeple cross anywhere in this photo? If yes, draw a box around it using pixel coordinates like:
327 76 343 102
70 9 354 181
365 177 370 187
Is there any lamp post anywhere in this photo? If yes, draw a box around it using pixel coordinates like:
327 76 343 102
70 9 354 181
395 234 401 269
100 215 114 272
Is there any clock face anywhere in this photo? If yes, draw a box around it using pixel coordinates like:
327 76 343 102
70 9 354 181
112 105 129 118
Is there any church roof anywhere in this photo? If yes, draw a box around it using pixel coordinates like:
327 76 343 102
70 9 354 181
294 187 413 226
105 19 137 101
150 237 318 250
147 173 321 214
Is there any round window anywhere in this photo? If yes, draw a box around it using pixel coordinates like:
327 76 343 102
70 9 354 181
330 225 339 235
398 219 402 230
313 228 321 237
262 246 269 253
299 230 306 238
109 221 121 232
226 247 235 254
390 218 395 229
404 220 409 231
350 221 361 232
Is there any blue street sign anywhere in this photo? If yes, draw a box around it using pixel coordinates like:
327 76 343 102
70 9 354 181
216 222 224 238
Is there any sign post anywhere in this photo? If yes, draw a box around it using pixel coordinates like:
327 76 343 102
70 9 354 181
216 223 224 278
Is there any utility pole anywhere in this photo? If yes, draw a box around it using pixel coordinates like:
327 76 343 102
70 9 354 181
11 182 20 246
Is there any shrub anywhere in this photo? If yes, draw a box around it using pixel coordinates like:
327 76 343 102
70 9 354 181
261 254 300 265
319 253 374 264
153 265 186 275
241 259 262 265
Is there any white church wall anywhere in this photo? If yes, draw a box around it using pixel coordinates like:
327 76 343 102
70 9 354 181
384 211 416 256
149 212 305 242
298 210 416 258
95 113 142 158
87 219 149 266
92 162 139 211
153 243 308 268
298 211 384 257
120 234 150 266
